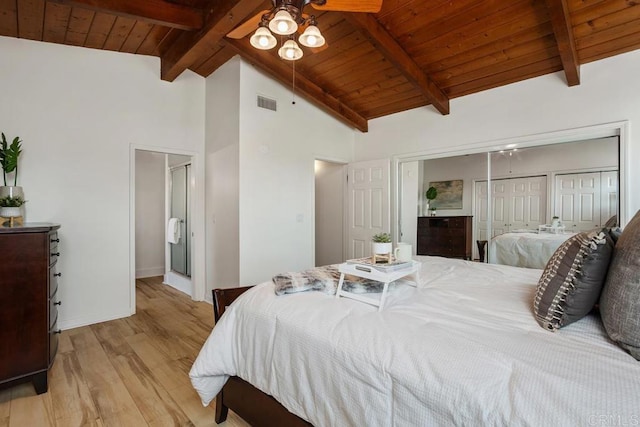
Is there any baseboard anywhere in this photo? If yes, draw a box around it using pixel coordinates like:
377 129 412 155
59 309 132 331
164 271 192 296
136 266 165 278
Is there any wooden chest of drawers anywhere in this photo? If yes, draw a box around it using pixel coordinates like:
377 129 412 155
0 223 61 394
417 216 472 260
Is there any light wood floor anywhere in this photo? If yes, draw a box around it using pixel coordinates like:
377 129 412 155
0 277 249 427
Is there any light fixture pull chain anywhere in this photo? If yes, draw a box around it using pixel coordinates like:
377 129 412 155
292 59 296 105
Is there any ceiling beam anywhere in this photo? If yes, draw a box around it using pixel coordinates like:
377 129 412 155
161 0 266 82
545 0 580 86
225 38 369 132
51 0 203 31
344 13 450 115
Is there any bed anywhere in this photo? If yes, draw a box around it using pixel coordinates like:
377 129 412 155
190 256 640 426
489 231 575 269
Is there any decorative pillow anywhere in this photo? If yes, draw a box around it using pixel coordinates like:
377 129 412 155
534 230 614 331
604 215 618 228
606 226 623 244
599 210 640 360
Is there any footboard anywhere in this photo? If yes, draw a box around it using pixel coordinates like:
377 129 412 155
211 287 312 426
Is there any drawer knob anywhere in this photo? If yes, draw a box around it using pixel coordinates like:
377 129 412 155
51 252 60 257
54 330 62 335
54 301 62 306
54 272 62 277
51 238 60 243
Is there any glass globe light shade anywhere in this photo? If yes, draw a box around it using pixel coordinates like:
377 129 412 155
250 26 277 50
299 25 325 48
269 10 298 35
278 39 303 61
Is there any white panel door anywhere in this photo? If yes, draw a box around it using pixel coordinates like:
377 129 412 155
509 176 546 230
555 172 601 231
600 171 618 225
491 181 508 237
347 159 390 259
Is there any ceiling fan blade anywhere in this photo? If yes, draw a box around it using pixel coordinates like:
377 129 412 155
226 10 269 39
311 0 382 13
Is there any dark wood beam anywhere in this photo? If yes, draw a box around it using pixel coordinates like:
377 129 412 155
51 0 203 31
193 44 237 77
344 13 449 115
225 38 368 132
545 0 580 86
161 0 266 82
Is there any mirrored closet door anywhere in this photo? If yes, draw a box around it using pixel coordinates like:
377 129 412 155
397 134 620 268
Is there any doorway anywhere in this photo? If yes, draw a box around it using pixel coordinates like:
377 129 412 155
131 146 203 316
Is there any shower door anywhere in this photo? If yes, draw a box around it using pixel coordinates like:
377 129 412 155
170 164 191 277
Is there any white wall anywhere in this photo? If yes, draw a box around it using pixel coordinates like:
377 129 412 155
314 160 344 266
135 151 166 278
204 58 355 288
355 49 640 219
205 57 241 299
237 60 354 285
0 36 205 329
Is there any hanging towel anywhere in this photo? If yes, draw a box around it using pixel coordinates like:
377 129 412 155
167 218 181 244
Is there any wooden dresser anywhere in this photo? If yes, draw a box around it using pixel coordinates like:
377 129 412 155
0 223 61 394
417 216 472 260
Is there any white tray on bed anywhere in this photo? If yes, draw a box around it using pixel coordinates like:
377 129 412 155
335 260 421 310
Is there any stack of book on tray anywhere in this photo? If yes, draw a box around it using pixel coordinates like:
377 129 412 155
346 257 413 273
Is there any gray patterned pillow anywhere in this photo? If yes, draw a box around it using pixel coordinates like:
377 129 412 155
600 210 640 360
534 230 613 331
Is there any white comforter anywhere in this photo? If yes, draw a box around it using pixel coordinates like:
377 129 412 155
190 257 640 426
489 232 575 269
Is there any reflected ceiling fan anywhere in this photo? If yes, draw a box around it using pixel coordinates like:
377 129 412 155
227 0 382 61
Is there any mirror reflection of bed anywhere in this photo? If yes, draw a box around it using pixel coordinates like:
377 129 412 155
487 137 618 268
399 136 620 269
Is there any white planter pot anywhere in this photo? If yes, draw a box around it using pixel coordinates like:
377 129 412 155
0 206 22 218
373 242 392 255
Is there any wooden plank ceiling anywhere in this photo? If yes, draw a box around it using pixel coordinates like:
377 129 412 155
1 0 639 132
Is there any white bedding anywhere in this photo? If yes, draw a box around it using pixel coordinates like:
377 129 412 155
489 232 575 269
190 256 640 426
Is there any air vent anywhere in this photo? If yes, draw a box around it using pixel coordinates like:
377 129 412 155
257 95 277 112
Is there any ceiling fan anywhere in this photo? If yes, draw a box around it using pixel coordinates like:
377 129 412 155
227 0 382 61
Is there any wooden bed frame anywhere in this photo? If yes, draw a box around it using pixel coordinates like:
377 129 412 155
212 287 313 426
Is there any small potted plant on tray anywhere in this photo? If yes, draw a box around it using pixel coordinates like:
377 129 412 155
372 232 392 255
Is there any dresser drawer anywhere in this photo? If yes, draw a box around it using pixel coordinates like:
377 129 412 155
49 231 59 250
50 248 60 266
49 266 59 297
49 320 60 365
49 288 59 329
446 217 466 228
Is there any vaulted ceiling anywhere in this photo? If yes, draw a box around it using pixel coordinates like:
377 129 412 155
1 0 639 132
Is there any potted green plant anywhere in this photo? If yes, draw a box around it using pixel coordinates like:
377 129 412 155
372 232 392 255
0 195 25 218
0 132 23 200
425 186 437 216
